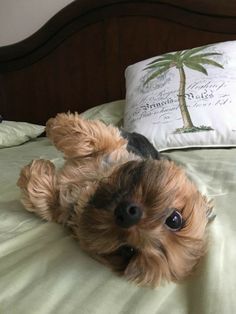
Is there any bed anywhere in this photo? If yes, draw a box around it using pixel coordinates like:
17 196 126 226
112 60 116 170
0 1 236 313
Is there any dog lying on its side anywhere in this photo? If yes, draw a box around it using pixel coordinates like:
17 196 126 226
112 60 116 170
17 112 214 287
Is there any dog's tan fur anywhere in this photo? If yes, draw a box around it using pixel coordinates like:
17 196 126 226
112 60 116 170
17 113 213 287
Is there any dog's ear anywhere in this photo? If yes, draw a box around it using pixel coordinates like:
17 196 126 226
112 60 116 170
205 197 216 223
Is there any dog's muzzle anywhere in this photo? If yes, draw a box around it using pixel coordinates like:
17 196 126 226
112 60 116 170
114 201 142 228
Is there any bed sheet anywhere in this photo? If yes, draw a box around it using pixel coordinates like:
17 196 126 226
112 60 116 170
0 110 236 314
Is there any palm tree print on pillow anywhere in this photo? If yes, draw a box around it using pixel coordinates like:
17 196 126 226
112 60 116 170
143 45 224 133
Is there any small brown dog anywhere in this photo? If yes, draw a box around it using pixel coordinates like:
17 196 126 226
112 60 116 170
17 112 214 287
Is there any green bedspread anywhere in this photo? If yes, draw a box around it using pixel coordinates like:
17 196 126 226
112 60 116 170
0 101 236 314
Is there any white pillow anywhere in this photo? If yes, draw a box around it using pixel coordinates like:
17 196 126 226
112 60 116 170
0 120 45 148
124 40 236 151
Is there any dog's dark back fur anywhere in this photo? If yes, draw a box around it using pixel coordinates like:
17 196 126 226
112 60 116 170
121 130 161 160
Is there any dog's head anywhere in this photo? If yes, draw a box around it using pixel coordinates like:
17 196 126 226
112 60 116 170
73 159 213 287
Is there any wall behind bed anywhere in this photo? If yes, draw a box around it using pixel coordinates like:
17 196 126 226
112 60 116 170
0 0 74 46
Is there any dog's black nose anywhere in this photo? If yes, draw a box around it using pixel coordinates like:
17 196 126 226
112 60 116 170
114 201 142 228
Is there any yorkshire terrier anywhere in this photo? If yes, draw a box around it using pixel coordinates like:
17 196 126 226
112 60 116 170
17 112 214 287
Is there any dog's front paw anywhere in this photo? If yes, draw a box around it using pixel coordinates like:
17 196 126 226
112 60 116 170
46 112 92 157
46 112 127 158
17 159 58 221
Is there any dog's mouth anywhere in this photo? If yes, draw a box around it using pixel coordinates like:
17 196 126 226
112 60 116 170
101 244 139 273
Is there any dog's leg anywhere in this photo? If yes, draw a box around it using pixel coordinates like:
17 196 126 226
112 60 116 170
17 159 59 222
46 112 127 158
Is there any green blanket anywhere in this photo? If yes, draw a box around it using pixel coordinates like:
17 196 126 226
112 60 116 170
0 101 236 314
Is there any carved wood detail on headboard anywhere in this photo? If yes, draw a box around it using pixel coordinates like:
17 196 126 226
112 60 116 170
0 0 236 124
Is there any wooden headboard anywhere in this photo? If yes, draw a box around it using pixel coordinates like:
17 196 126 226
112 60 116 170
1 0 236 124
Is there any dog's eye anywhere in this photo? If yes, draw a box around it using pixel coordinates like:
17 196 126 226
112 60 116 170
165 210 183 231
117 245 137 261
